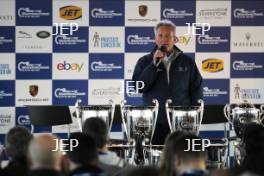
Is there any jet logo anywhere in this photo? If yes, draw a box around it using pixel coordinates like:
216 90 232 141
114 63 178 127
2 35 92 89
202 59 224 73
60 6 82 20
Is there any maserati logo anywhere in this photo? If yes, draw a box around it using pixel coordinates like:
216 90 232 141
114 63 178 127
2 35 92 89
138 5 147 17
29 85 38 97
245 33 251 41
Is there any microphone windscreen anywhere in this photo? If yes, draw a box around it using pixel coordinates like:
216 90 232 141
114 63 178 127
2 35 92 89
159 45 166 52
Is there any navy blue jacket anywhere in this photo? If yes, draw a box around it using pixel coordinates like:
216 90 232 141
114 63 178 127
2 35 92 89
132 46 203 124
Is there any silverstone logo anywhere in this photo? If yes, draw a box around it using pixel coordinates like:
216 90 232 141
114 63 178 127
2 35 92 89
234 8 263 19
54 88 85 98
199 8 227 18
127 35 155 45
0 90 13 99
203 87 227 97
0 36 13 45
92 87 121 96
18 8 50 18
55 35 86 45
163 9 193 19
198 35 228 45
0 114 11 126
233 60 263 71
18 61 50 72
91 8 122 18
0 64 11 75
91 61 122 71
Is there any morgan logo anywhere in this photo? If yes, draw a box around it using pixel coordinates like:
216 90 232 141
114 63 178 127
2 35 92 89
60 6 82 20
202 59 224 73
29 85 38 97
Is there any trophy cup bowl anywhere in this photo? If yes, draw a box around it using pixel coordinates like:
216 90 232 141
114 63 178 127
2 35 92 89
120 99 159 165
166 99 204 134
74 99 115 133
120 99 159 144
224 100 261 138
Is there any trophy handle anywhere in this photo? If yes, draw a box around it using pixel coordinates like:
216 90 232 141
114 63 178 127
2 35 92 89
108 99 113 105
75 99 83 132
109 100 115 134
165 99 173 132
197 99 204 134
151 99 159 143
259 104 264 126
120 100 129 141
223 104 232 125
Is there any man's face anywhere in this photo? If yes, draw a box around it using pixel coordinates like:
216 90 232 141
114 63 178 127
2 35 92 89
155 26 176 53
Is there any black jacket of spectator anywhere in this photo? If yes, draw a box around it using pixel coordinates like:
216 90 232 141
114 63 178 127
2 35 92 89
69 165 106 176
1 157 29 176
28 169 63 176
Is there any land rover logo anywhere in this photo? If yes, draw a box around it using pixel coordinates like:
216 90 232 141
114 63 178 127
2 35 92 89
36 31 50 39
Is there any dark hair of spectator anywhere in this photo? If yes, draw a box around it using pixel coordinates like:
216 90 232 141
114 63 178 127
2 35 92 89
82 117 108 148
5 126 33 159
66 132 98 165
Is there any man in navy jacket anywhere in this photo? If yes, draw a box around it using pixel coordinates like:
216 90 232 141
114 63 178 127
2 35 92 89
132 20 203 145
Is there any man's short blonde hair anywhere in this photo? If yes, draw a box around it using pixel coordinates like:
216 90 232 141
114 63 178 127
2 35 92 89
154 19 176 36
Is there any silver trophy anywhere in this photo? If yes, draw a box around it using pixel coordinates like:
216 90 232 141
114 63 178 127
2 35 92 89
74 99 115 133
120 99 159 165
165 99 204 134
224 100 262 138
206 138 229 169
224 100 263 165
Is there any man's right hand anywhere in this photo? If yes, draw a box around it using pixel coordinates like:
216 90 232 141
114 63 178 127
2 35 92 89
153 49 165 64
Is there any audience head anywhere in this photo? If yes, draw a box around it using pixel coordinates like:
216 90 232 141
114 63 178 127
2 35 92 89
243 123 264 155
125 166 161 176
82 117 108 149
66 132 98 169
160 131 207 176
28 133 62 171
5 126 33 160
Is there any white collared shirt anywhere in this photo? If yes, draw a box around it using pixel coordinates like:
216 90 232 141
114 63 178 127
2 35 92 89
153 48 181 84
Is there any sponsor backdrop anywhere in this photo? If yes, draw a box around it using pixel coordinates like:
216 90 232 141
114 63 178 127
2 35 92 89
0 0 264 162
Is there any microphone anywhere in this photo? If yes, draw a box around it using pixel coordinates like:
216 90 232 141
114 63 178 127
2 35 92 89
159 45 166 52
155 45 166 62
